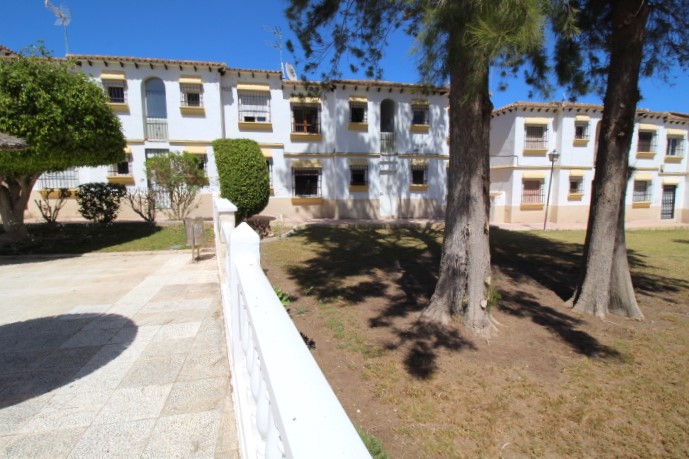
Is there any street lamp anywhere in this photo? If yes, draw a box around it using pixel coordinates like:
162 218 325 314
543 149 560 231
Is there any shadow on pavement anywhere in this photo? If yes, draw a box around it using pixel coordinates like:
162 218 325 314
0 313 137 409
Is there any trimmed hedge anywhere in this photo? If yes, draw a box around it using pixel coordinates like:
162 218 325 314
213 138 270 222
75 182 127 224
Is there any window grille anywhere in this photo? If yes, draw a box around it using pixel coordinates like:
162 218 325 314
239 92 271 122
569 179 583 194
411 164 428 185
525 126 548 149
411 105 429 125
666 136 685 156
103 81 127 104
109 154 133 176
293 168 321 197
349 103 367 123
292 105 320 134
637 131 656 153
36 168 79 189
633 180 652 202
180 84 203 107
522 180 544 203
266 158 274 189
349 165 368 186
574 122 589 140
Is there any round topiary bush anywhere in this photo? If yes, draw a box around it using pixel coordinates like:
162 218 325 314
213 138 270 222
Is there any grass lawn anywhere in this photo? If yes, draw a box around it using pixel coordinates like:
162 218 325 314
0 221 214 255
262 225 689 458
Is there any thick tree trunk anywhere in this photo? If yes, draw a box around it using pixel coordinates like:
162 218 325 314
571 0 649 318
0 175 38 242
421 51 494 336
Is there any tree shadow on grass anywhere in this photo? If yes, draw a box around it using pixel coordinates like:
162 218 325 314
0 313 137 409
0 222 164 260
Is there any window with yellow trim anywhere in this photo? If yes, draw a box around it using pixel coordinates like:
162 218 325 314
350 102 367 123
180 84 203 107
632 180 652 202
292 105 321 134
350 165 368 186
522 180 544 204
411 163 428 185
637 131 656 153
666 136 684 157
109 154 133 177
574 122 589 141
239 91 271 122
524 125 548 149
293 168 322 196
102 80 127 104
569 177 583 194
411 104 429 126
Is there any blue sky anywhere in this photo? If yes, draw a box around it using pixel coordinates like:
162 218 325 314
2 0 687 113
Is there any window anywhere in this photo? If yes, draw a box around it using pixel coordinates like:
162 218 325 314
36 168 79 189
522 180 544 204
109 154 133 176
350 165 368 186
292 105 321 134
411 103 429 125
350 102 367 123
667 136 685 157
103 81 126 104
239 92 271 122
575 122 589 140
180 84 203 107
569 178 583 194
633 180 652 202
637 131 656 153
525 125 548 150
411 163 428 185
293 168 321 197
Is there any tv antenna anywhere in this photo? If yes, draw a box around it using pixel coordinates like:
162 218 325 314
285 62 298 81
264 26 286 78
44 0 71 55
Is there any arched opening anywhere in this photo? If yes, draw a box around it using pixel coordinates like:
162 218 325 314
144 78 168 140
380 99 395 153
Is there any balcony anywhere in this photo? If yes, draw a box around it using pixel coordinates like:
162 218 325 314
145 118 168 141
380 132 395 154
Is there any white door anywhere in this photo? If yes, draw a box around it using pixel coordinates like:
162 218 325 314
379 165 397 218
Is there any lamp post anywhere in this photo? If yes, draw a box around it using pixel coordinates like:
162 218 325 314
543 149 559 231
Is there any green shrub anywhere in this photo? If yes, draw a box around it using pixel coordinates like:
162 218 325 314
213 138 269 223
356 427 389 459
34 188 71 224
75 182 127 224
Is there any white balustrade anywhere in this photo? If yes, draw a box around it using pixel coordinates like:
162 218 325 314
213 196 370 459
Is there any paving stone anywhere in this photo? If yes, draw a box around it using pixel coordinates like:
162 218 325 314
140 338 194 360
1 427 85 459
119 353 187 387
0 395 54 436
60 327 122 349
19 389 112 433
142 298 213 313
177 352 229 382
152 321 203 342
67 418 156 459
141 410 222 459
93 384 173 424
161 377 228 416
150 283 220 301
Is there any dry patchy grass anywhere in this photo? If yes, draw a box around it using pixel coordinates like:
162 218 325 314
262 226 689 458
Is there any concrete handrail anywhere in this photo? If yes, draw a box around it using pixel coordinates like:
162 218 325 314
213 196 370 459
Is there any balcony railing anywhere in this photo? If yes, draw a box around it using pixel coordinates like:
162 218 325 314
380 132 395 154
145 118 168 140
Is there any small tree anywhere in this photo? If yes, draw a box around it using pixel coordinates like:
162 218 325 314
0 44 125 241
75 182 126 224
125 187 156 223
145 152 203 221
34 188 70 224
213 138 269 223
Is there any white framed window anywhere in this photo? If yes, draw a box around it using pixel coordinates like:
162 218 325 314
411 103 429 126
292 105 321 134
109 154 133 176
633 180 652 202
637 131 656 153
666 136 685 157
266 158 274 190
350 102 368 123
350 165 368 186
103 80 127 104
575 122 589 140
293 168 322 197
37 168 79 189
522 179 544 204
411 163 428 185
180 84 203 107
525 125 548 149
569 178 583 194
239 91 271 122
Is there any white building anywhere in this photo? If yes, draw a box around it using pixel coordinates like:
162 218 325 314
22 51 689 226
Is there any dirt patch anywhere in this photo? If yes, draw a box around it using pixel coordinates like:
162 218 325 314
262 226 689 458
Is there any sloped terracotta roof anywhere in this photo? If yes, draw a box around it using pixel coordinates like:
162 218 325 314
0 132 27 151
492 101 689 123
0 45 17 57
68 53 227 69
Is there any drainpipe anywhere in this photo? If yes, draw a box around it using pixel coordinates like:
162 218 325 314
218 68 226 139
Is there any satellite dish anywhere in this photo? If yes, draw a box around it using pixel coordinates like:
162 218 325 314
285 63 298 81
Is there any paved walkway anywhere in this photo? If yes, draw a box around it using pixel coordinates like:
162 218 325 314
0 251 239 458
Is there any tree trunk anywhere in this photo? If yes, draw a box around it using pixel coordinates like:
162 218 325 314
571 0 649 318
0 175 38 242
421 50 494 336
